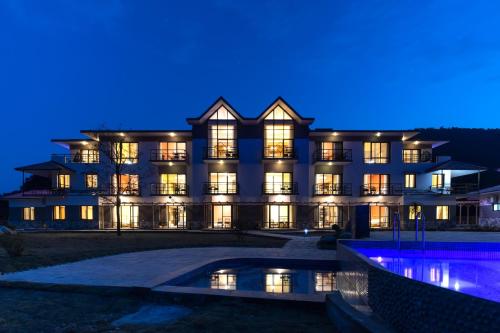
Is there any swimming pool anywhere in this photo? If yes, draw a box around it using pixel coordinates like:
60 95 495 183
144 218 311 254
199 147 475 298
354 245 500 303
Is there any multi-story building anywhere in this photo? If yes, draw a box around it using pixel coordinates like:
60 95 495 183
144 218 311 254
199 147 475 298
3 97 486 231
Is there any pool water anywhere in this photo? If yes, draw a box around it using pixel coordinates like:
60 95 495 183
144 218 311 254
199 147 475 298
169 260 339 295
355 248 500 303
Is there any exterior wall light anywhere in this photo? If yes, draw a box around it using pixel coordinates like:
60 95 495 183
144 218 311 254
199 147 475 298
169 132 176 137
376 132 381 137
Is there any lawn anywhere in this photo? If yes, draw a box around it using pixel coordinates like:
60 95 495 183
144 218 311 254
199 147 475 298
0 288 335 332
0 232 287 273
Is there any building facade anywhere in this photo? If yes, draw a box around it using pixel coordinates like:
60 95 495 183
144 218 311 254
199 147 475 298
3 97 485 231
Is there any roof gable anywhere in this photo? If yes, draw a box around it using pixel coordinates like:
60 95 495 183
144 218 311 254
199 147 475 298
256 97 314 125
187 97 243 124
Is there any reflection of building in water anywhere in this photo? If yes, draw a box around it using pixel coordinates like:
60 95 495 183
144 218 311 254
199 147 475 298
265 272 292 293
315 272 336 292
403 267 413 279
210 270 237 290
430 266 442 283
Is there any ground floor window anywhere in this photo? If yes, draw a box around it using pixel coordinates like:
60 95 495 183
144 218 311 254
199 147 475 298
265 272 292 293
370 205 389 228
436 205 449 220
113 205 139 228
53 206 66 221
408 205 422 220
264 204 294 229
81 206 94 220
23 207 35 221
317 205 342 229
315 272 336 292
494 204 500 211
158 205 186 229
212 204 232 229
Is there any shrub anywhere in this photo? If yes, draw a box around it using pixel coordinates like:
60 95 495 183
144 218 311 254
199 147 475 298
0 234 24 257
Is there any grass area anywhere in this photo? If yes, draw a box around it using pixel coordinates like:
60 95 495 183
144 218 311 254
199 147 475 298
0 232 287 273
0 288 335 333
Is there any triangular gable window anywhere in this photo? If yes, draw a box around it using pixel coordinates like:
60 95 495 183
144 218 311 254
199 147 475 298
265 105 292 120
209 106 236 120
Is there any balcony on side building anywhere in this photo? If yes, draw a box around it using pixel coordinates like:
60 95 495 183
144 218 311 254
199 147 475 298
203 182 239 195
262 182 298 195
313 149 352 164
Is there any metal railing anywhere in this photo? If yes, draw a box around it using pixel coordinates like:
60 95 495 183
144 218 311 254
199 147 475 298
360 184 402 196
150 149 187 162
205 147 239 159
430 183 479 195
107 185 140 196
363 157 390 164
263 146 295 159
262 182 298 195
313 183 352 196
203 182 239 195
150 183 188 196
313 149 352 162
402 151 432 163
52 151 100 164
21 188 68 197
264 220 293 229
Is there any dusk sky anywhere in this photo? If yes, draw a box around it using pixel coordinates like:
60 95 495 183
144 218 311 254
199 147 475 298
1 0 500 192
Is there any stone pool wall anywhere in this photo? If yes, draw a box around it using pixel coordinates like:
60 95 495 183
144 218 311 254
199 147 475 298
336 241 500 333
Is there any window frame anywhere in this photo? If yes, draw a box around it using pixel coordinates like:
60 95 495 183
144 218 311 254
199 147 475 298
81 205 94 220
363 142 390 164
23 207 35 221
404 173 416 189
402 149 420 163
85 173 98 189
436 205 449 220
113 142 138 164
57 174 70 189
53 205 66 221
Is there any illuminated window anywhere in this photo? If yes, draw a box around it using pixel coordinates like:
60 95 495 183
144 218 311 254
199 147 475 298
212 205 232 229
370 206 389 228
113 205 139 228
85 174 98 189
409 205 422 220
264 107 293 159
265 204 294 229
265 105 292 120
158 142 186 160
363 174 389 195
315 174 341 195
432 174 444 188
113 142 138 164
160 174 187 195
403 149 420 163
494 204 500 211
23 207 35 221
318 205 342 229
404 173 416 188
315 272 336 292
264 172 292 194
209 105 236 120
210 271 237 290
158 205 186 229
319 142 343 160
364 142 389 164
208 173 237 194
81 206 93 220
57 174 70 189
53 206 66 220
436 206 449 220
76 149 99 163
265 272 292 293
112 174 139 195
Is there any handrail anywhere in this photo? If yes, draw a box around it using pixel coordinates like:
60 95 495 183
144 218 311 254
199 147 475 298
150 149 187 162
262 182 298 195
313 149 352 162
361 184 402 196
203 182 239 194
205 147 239 159
313 183 352 196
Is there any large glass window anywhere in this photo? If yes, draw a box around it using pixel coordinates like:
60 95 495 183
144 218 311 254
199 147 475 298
265 272 292 293
363 174 390 195
158 142 186 161
404 173 416 188
318 205 342 228
315 174 341 195
57 174 70 189
81 206 93 220
264 172 293 194
160 174 187 195
432 174 444 188
264 124 294 158
85 174 98 189
112 174 139 195
113 205 139 228
494 204 500 211
23 207 35 221
319 142 343 160
208 173 237 194
72 149 99 163
403 149 420 163
265 204 294 229
370 206 389 228
53 206 66 220
210 105 236 120
364 142 389 164
113 142 138 164
212 205 232 229
409 205 422 220
158 205 186 229
436 206 449 220
208 106 237 159
210 271 237 290
315 272 336 292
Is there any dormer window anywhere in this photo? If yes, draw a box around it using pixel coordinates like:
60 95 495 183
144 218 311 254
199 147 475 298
208 106 237 159
264 106 294 159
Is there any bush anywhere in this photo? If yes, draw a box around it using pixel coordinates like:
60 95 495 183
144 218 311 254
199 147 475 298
0 234 24 257
317 235 337 250
338 232 353 239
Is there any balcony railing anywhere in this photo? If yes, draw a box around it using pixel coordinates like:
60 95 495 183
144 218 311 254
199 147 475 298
264 220 293 229
262 182 298 195
151 183 188 196
21 188 68 197
52 151 100 164
403 151 433 163
430 183 478 195
360 184 402 196
203 182 239 195
313 149 352 162
205 147 239 160
363 157 390 164
150 149 187 162
313 183 352 196
263 146 295 159
108 185 140 196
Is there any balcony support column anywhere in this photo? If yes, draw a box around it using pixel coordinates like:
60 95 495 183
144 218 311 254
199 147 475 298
458 203 462 225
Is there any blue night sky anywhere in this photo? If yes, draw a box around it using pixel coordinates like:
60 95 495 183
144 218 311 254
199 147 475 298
1 0 500 192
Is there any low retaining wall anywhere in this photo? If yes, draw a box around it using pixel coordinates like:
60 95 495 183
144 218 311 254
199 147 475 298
336 240 500 333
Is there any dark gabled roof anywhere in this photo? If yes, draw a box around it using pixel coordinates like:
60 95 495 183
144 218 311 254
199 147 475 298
426 160 487 172
15 161 74 173
252 96 315 123
186 96 245 122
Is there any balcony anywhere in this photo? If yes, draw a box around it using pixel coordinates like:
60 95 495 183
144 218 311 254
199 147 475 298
313 183 352 196
360 184 402 196
403 151 433 163
430 183 478 195
107 185 140 196
52 151 99 164
262 182 298 195
263 146 296 160
20 188 69 197
151 183 188 196
150 149 188 164
203 182 239 195
204 147 239 161
313 149 352 164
